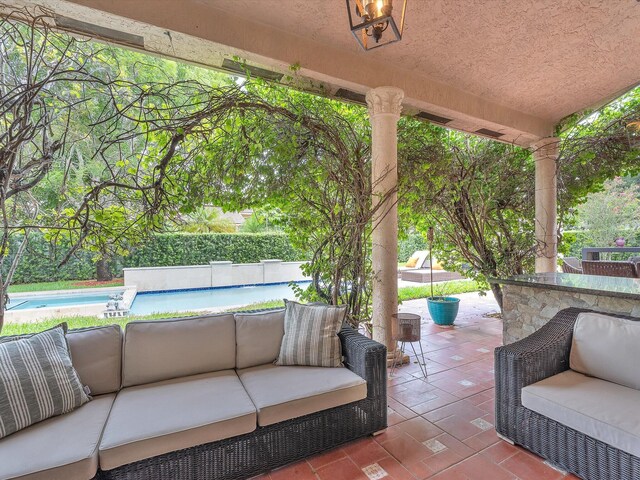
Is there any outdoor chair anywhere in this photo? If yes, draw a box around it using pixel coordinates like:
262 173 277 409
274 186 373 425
560 257 583 274
632 256 640 276
495 308 640 480
581 260 639 278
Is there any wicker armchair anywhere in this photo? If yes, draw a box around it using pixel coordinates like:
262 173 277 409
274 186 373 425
560 257 583 274
632 257 640 277
97 325 387 480
581 260 639 278
495 308 640 480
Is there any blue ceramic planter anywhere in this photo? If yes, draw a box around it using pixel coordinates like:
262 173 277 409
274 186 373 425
427 296 460 326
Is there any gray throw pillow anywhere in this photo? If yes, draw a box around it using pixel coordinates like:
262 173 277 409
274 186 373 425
0 324 90 439
275 300 346 367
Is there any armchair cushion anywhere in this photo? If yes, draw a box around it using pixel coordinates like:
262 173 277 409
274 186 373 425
522 370 640 457
570 312 640 390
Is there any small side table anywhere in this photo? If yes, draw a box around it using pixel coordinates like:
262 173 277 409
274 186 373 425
389 312 428 377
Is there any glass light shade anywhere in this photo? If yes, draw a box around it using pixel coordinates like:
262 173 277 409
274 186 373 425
346 0 407 50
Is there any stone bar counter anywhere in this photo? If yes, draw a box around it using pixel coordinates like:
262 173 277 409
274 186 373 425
490 273 640 344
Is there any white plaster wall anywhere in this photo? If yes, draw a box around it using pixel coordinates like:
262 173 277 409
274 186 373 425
231 263 263 286
124 265 211 292
263 260 305 284
210 261 233 287
124 261 309 292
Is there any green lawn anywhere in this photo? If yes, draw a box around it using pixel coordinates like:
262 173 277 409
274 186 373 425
230 299 285 312
1 299 286 336
398 279 480 303
8 279 124 293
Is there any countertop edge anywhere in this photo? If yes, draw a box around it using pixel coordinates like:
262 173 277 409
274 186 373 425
489 276 640 301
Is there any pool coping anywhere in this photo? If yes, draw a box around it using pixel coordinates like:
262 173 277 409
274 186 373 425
8 286 132 299
135 280 311 295
5 287 137 324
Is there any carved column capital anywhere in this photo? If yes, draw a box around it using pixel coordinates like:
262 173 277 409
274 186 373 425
366 86 404 117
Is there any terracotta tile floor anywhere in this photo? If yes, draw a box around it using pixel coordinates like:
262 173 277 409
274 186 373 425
254 293 579 480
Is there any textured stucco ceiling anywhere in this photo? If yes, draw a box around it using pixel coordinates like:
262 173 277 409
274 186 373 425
207 0 640 123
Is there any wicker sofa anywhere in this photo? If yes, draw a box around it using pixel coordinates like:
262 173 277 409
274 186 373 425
0 310 387 480
495 307 640 480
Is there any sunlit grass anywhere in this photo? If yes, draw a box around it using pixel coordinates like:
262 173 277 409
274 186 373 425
1 299 287 336
398 279 480 303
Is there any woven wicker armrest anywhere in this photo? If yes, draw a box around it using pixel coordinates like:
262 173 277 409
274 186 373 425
339 326 387 401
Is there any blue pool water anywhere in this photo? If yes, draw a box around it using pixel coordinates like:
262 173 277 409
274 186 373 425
129 282 308 315
6 292 118 311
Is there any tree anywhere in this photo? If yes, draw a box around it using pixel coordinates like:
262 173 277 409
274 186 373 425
185 81 392 326
0 9 297 329
574 177 640 250
0 8 396 330
240 207 286 233
179 207 236 233
399 86 640 310
400 129 536 308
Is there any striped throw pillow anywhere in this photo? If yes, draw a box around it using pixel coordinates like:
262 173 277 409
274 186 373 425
275 301 346 367
0 324 90 439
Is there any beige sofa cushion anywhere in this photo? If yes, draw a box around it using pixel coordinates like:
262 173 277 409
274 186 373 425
522 370 640 457
570 312 640 389
235 309 285 369
99 370 256 470
237 364 367 426
0 394 115 480
122 314 236 387
68 325 122 395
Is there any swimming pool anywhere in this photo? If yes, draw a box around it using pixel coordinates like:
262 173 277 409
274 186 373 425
6 292 119 311
129 282 308 315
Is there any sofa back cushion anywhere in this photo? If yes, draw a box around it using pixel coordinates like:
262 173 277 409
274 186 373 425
570 312 640 390
235 309 285 369
67 325 123 395
122 314 236 387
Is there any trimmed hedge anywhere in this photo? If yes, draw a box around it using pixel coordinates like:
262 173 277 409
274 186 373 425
122 233 303 268
3 234 99 284
3 232 304 285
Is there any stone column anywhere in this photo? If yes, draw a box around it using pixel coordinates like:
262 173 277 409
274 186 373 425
532 137 560 273
366 86 403 352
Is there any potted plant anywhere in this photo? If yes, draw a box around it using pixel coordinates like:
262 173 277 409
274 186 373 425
426 227 460 326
